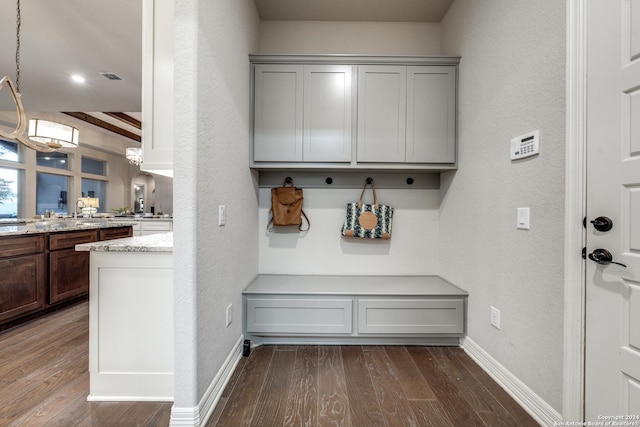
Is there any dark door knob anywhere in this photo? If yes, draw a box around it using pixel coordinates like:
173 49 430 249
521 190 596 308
590 216 613 232
588 248 626 267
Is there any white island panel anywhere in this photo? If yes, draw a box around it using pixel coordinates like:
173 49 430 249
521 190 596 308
88 251 173 402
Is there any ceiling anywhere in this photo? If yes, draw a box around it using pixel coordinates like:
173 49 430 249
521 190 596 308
0 0 453 132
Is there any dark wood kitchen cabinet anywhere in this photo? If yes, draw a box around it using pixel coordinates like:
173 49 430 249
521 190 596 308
100 226 133 241
49 229 99 304
0 235 47 324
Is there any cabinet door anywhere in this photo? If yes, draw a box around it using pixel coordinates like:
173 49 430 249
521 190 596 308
406 66 456 163
253 64 303 162
141 0 174 176
49 249 90 304
100 226 133 241
303 65 352 162
0 254 46 323
357 65 407 163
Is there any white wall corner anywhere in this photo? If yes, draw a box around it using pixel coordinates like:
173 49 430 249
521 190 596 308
170 336 244 427
462 337 562 427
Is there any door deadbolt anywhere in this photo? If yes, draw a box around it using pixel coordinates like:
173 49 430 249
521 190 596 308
590 216 613 232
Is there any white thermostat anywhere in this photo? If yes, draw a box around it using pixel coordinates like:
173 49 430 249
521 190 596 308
511 130 540 160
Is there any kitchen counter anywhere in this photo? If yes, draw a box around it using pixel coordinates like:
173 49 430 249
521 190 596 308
76 232 173 253
0 219 137 237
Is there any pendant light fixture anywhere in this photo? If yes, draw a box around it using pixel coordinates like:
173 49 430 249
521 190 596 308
0 0 79 152
126 147 142 166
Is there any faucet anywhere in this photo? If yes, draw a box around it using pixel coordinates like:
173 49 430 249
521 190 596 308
74 198 86 219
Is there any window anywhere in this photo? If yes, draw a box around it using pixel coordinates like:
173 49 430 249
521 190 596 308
36 173 69 216
82 157 106 176
81 178 106 213
0 168 18 218
36 151 69 170
0 140 19 162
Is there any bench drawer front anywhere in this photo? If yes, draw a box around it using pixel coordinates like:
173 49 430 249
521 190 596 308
246 298 353 334
358 298 464 335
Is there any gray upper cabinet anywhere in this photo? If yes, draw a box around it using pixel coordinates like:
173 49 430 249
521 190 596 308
253 64 352 163
357 66 407 163
358 65 457 164
253 64 304 162
406 66 456 163
303 65 353 162
250 55 459 171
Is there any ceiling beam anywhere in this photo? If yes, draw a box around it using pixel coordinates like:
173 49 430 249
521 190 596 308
104 112 142 130
62 112 141 143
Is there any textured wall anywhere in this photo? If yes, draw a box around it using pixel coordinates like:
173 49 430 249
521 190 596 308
440 0 566 412
173 0 260 409
259 21 441 55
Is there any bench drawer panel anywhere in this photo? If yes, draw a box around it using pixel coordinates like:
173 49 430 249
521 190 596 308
246 298 352 334
358 298 464 335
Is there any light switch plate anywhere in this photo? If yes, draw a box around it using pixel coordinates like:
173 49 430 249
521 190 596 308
218 205 226 226
517 207 530 229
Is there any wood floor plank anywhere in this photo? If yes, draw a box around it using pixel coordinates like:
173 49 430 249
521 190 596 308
250 348 297 427
410 399 456 427
283 346 319 427
213 345 275 427
207 355 249 426
317 345 351 427
340 346 385 427
384 346 436 400
452 350 539 426
428 347 499 412
406 346 485 427
364 348 420 427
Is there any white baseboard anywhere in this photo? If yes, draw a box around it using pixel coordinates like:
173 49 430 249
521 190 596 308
462 337 562 427
169 336 244 427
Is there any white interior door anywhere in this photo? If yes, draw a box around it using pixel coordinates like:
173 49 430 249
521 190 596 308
585 0 640 420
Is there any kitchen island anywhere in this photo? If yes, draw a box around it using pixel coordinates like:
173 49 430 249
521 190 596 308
76 232 174 402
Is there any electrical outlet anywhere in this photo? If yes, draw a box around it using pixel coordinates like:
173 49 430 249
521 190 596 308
490 306 501 330
226 304 232 327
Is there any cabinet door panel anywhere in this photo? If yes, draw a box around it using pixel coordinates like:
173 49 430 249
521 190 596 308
0 254 46 322
100 226 133 241
49 250 90 304
407 66 456 163
253 64 303 162
357 66 407 163
303 65 352 162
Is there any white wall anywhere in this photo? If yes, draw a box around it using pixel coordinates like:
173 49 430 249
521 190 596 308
259 188 439 275
260 21 441 55
440 0 566 412
257 21 442 276
173 0 260 411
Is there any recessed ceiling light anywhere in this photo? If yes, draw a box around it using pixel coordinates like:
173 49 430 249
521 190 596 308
71 74 86 84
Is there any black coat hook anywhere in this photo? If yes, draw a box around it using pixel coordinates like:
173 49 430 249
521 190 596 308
284 176 293 184
325 177 333 185
366 177 373 184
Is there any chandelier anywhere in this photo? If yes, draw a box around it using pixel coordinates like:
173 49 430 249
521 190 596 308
126 147 142 166
0 0 79 152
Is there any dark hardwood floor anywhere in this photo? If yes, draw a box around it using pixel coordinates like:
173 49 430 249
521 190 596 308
210 345 540 427
0 302 540 426
0 302 171 426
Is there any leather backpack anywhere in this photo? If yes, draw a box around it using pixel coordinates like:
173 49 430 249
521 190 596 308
268 178 309 231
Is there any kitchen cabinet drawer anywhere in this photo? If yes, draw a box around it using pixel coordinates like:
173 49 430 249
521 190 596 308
99 226 133 241
246 297 353 334
0 254 46 323
0 235 45 258
357 298 465 335
49 230 99 251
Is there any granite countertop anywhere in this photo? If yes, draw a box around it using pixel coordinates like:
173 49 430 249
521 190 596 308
75 232 173 253
0 219 139 237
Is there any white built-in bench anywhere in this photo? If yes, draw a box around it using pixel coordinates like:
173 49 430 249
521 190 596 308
243 275 468 346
